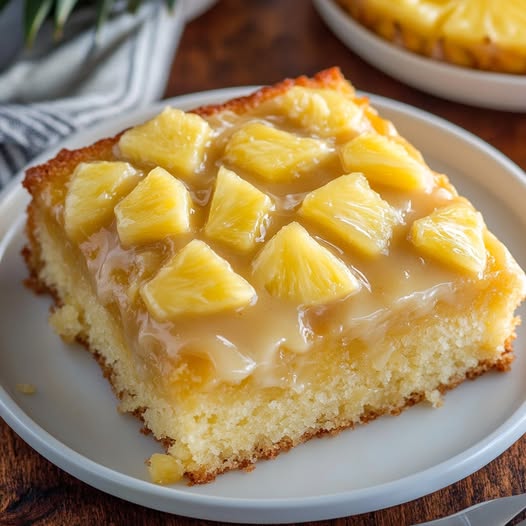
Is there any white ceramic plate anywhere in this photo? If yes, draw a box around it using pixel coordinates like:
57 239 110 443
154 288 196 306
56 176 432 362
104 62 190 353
1 88 526 523
313 0 526 111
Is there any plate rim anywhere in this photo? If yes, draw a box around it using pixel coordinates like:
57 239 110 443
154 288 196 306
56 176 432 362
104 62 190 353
312 0 526 111
1 86 526 522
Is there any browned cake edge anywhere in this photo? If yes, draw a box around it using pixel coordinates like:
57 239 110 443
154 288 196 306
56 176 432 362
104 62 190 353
21 67 519 484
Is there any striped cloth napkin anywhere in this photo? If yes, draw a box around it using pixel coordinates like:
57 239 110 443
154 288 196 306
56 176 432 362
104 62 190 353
0 1 186 189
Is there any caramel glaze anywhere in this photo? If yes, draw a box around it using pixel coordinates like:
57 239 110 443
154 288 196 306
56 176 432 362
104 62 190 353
75 101 493 393
25 69 506 394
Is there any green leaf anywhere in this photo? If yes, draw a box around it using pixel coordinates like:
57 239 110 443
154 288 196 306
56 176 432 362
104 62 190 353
95 0 116 36
19 0 178 46
24 0 54 47
97 0 115 31
54 0 81 39
126 0 142 14
0 0 11 13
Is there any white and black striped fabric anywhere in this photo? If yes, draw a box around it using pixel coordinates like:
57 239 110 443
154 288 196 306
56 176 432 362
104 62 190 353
0 1 185 189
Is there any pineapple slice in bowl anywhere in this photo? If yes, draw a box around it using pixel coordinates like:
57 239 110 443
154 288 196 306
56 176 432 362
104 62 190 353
335 0 526 74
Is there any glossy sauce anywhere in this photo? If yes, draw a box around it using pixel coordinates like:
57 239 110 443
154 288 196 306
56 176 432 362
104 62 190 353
74 95 486 391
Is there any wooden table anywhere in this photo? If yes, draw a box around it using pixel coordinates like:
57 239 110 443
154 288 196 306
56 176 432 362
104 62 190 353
2 1 525 524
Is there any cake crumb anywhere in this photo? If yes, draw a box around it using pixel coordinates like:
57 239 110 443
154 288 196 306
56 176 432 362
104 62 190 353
425 389 443 408
16 383 37 395
148 453 184 485
49 304 83 343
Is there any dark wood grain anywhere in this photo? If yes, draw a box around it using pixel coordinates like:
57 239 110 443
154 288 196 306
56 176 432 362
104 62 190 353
2 1 526 524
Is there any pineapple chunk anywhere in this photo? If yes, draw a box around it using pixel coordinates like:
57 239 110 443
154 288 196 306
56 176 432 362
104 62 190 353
64 161 140 242
141 240 256 319
341 133 432 191
252 222 359 305
118 107 212 179
443 0 526 51
224 122 331 182
274 86 367 139
148 453 184 485
410 202 487 275
205 166 274 252
115 167 191 247
299 173 399 257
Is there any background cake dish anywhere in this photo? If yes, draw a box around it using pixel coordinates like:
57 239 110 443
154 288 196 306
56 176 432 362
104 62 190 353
22 68 526 485
336 0 526 74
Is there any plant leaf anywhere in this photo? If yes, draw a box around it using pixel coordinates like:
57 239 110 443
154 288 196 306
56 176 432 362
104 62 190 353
96 0 116 35
0 0 11 13
54 0 81 38
24 0 54 47
127 0 141 13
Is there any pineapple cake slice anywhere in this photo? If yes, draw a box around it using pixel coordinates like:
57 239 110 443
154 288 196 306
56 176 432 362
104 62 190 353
224 121 331 182
273 86 367 140
205 166 274 252
64 161 140 242
299 173 399 257
22 68 526 487
410 202 487 275
252 222 360 305
341 133 432 191
141 240 256 320
118 107 212 179
115 167 192 247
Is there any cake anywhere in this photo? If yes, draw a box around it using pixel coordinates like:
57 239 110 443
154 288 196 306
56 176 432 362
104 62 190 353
336 0 526 74
23 68 526 484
